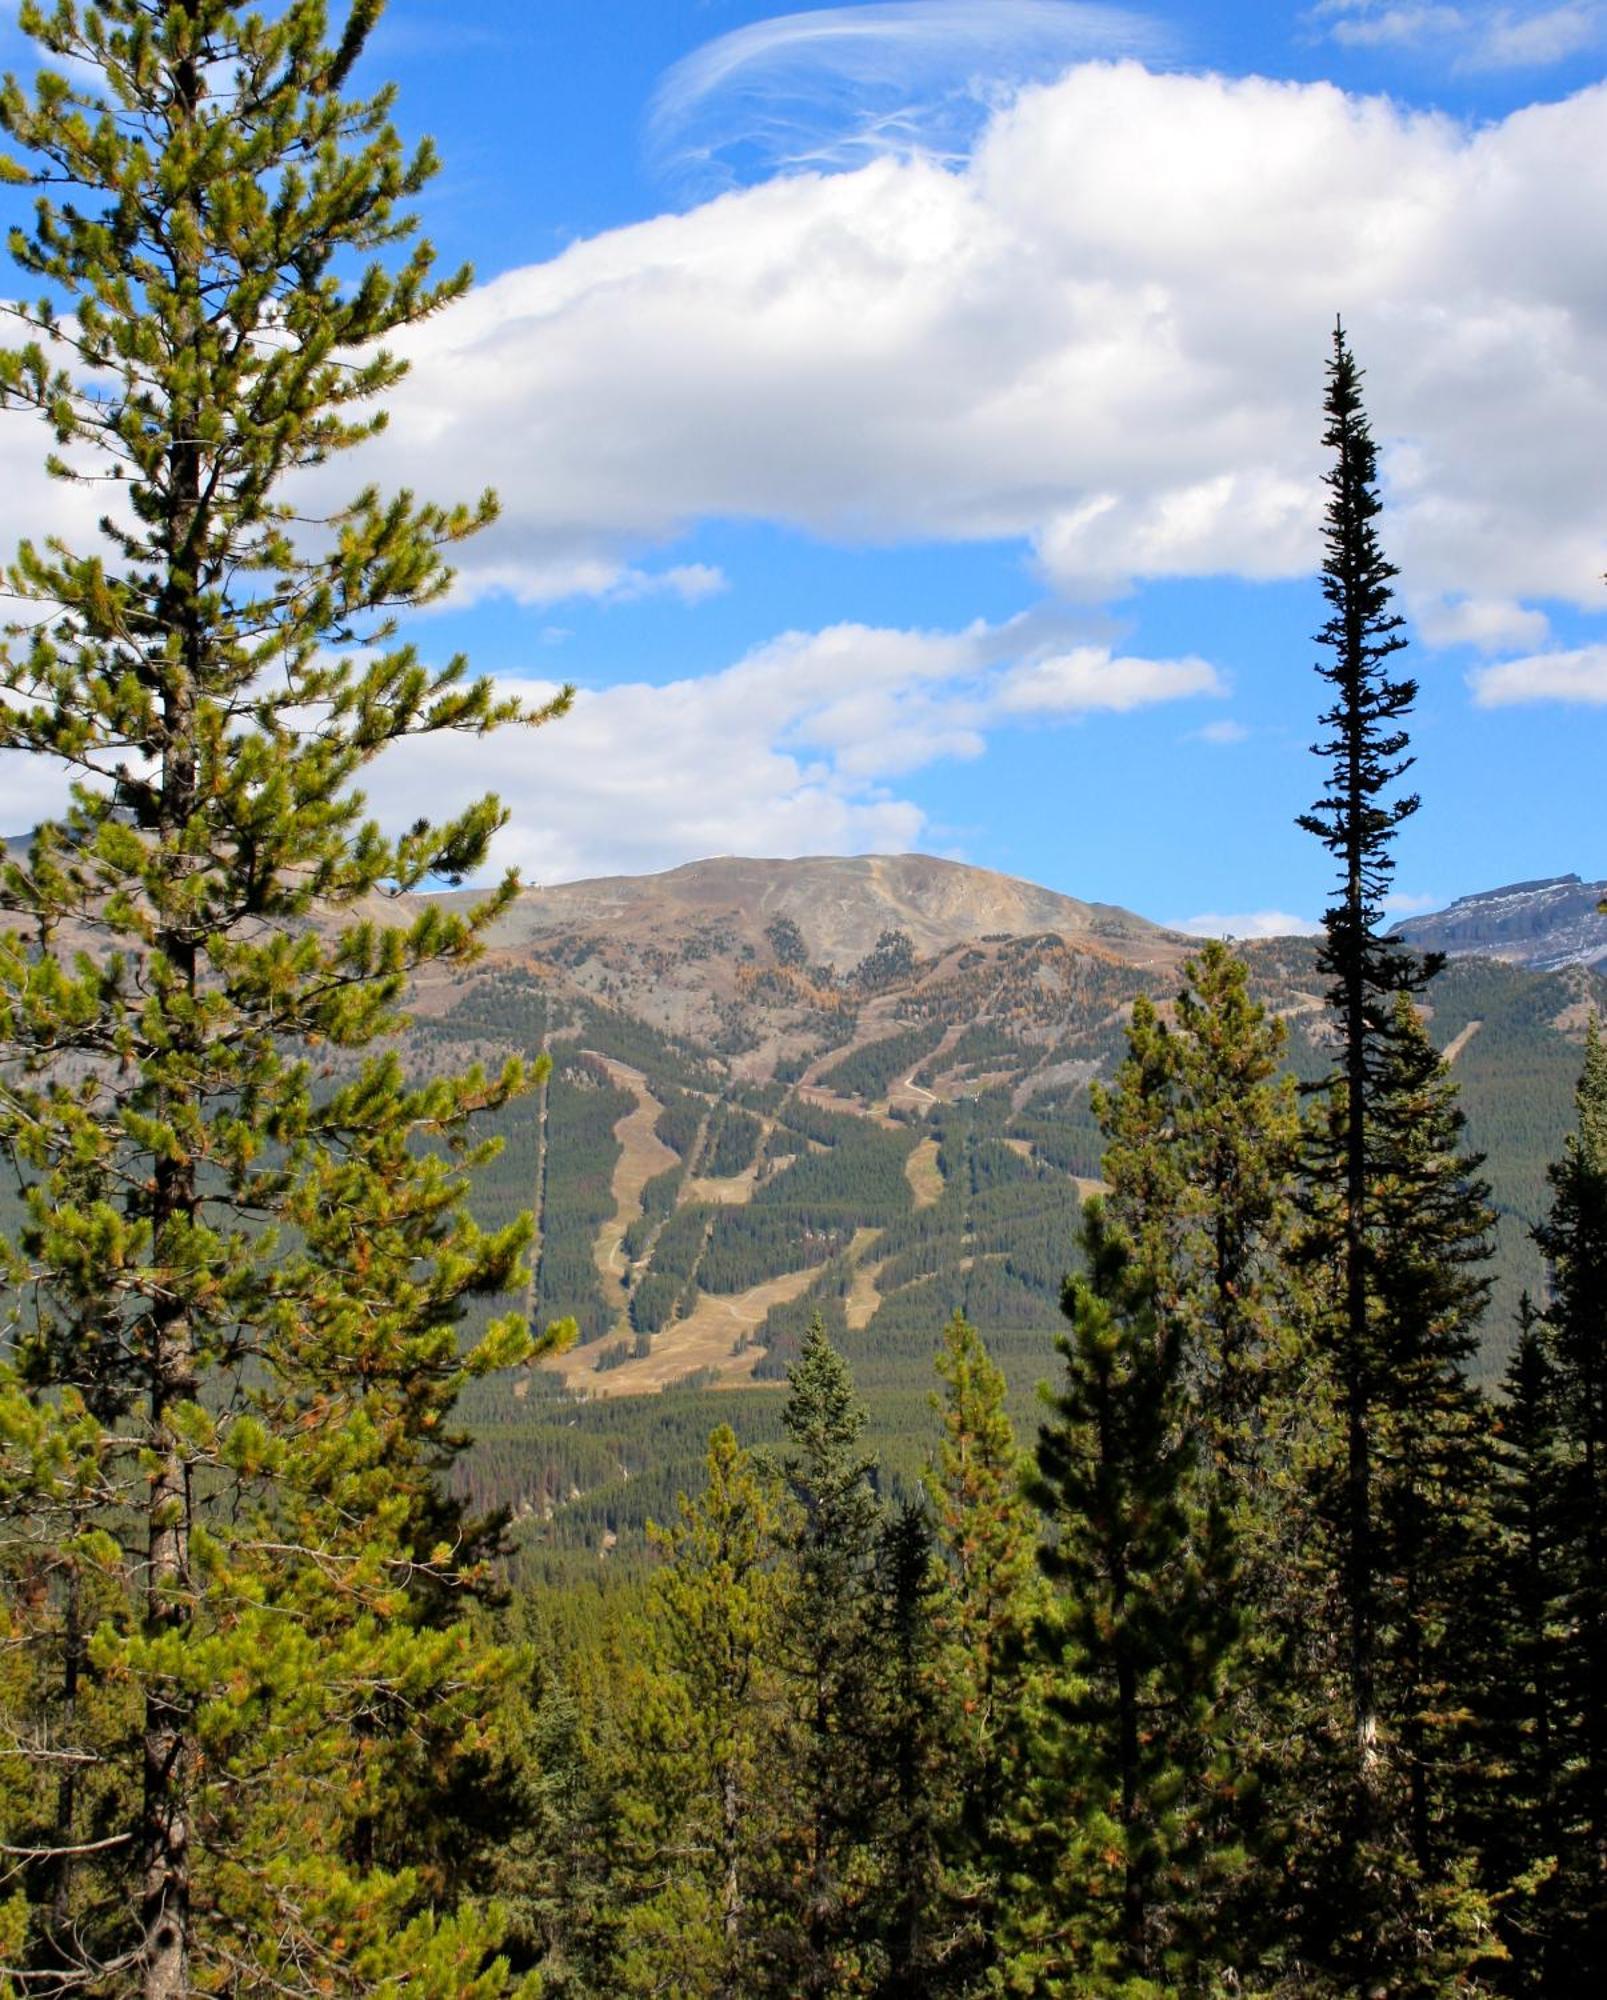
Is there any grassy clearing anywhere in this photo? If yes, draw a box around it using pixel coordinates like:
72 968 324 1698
588 1058 680 1315
904 1136 944 1209
552 1265 820 1398
685 1167 760 1205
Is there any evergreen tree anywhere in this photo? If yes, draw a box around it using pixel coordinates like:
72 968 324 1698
871 1502 943 2000
1479 1299 1568 1990
1095 945 1306 1977
771 1315 886 1999
1014 1205 1245 1995
1296 321 1440 1824
923 1311 1043 1993
1287 329 1508 1996
1092 992 1187 1310
1366 997 1495 1884
618 1426 785 2000
1530 1016 1607 1978
1166 942 1303 1484
0 3 567 1989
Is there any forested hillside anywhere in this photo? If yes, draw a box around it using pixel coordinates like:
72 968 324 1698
398 876 1607 1574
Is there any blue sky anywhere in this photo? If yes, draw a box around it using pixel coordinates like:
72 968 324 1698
4 1 1606 932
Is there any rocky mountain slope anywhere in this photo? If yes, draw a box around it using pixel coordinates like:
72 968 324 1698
402 856 1607 1416
481 852 1179 970
1391 874 1607 971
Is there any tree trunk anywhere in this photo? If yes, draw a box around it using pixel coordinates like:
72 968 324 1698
718 1759 741 2000
142 18 205 1986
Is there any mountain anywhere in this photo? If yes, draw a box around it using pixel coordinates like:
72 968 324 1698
1391 874 1607 971
413 852 1191 1069
7 843 1601 1561
417 854 1606 1561
484 852 1179 969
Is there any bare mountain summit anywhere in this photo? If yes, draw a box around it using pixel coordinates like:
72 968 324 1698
484 853 1183 971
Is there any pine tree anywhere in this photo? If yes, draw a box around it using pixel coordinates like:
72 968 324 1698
770 1315 886 1999
1015 1205 1245 1994
1166 942 1303 1483
1366 997 1495 1882
1479 1298 1568 1990
871 1501 943 2000
1296 322 1441 1825
1092 991 1188 1310
1530 1016 1607 1978
922 1311 1043 1993
0 3 567 1990
617 1425 786 2000
1094 945 1306 1976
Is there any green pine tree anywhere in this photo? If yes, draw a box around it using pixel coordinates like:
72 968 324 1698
771 1314 886 1999
1165 941 1303 1485
1296 321 1440 1838
1092 991 1188 1308
617 1425 786 2000
923 1311 1044 1995
1094 943 1307 1980
1014 1205 1245 1996
0 3 567 1990
1530 1015 1607 1979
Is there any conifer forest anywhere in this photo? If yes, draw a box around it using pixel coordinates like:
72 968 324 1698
2 5 1607 1995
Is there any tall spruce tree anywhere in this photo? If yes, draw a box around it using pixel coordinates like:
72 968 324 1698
0 3 567 1991
771 1315 886 1999
1289 328 1508 1995
1296 321 1440 1816
1015 1205 1245 1994
616 1425 785 2000
1530 1015 1607 1978
923 1311 1043 1993
1479 1299 1568 1990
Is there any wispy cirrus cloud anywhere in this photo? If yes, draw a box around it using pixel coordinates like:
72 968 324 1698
1315 1 1606 70
648 0 1166 189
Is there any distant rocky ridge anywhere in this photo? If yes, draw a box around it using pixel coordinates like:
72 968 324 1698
476 853 1183 971
1391 875 1607 972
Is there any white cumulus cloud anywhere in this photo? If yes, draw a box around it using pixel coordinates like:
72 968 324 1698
996 648 1221 713
359 616 1220 883
1413 594 1552 651
292 59 1607 624
1468 644 1607 705
1 616 1222 874
1174 910 1324 939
